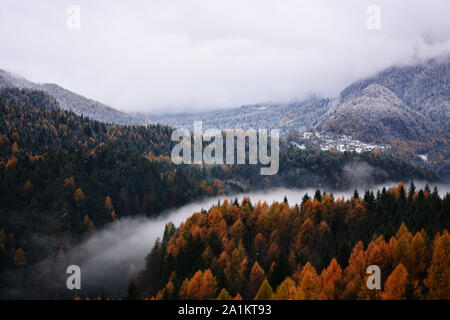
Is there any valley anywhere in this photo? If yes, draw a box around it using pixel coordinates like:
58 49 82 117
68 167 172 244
0 57 448 300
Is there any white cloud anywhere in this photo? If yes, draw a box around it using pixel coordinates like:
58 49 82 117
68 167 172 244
1 0 449 114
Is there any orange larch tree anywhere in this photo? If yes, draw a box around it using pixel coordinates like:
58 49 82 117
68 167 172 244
297 262 321 300
425 230 450 299
382 263 408 300
320 258 343 299
248 261 265 299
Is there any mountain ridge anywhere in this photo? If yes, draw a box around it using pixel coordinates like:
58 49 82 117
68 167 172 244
143 57 449 143
0 69 148 126
336 56 450 129
319 83 441 142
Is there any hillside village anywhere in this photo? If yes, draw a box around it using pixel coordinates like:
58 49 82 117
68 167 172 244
292 131 392 154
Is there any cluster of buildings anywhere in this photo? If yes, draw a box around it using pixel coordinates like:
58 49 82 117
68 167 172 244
293 131 392 154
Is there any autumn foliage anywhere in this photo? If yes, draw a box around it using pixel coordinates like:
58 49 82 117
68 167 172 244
135 183 450 300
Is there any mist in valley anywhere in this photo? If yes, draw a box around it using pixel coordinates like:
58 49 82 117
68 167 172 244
2 181 449 299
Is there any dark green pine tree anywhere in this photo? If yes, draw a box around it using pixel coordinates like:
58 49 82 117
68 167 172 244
408 181 416 202
124 280 140 300
301 193 310 206
314 189 322 202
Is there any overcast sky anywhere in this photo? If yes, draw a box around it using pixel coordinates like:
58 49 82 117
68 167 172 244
1 0 449 114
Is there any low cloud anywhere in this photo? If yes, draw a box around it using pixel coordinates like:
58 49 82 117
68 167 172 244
342 161 379 189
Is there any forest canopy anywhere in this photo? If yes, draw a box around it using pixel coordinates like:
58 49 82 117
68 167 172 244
136 183 450 300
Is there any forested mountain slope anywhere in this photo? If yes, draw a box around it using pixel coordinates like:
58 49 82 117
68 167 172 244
338 57 449 129
323 84 440 142
142 99 330 138
314 58 450 177
0 69 148 125
0 86 443 299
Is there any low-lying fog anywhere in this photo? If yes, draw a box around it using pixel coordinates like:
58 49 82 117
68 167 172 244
62 182 449 298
